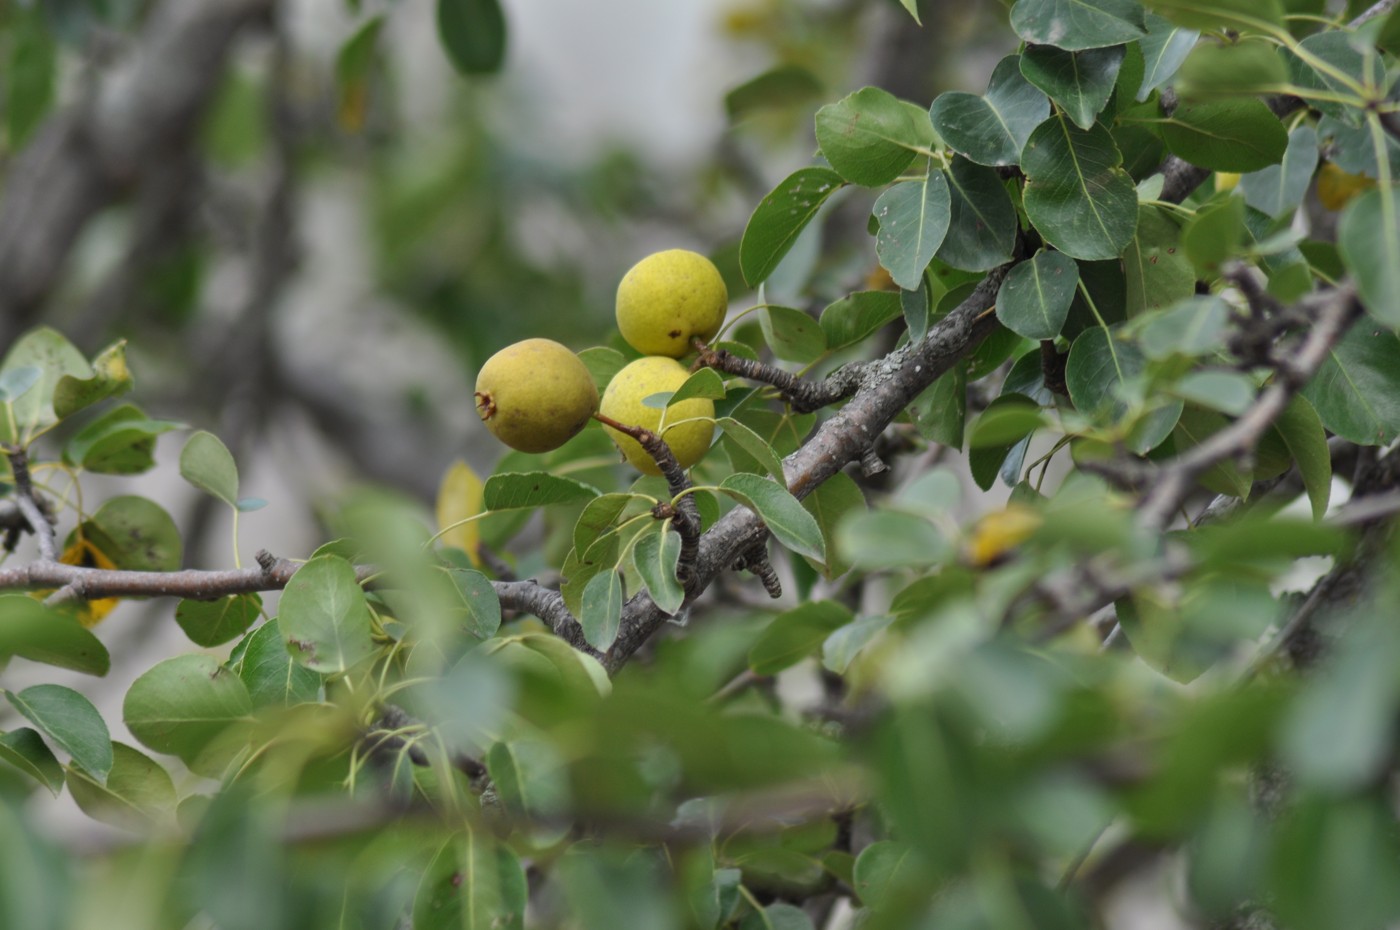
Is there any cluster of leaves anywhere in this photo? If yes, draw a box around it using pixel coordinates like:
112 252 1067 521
5 1 1400 929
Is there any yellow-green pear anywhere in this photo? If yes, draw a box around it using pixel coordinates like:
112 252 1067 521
474 339 598 453
615 249 728 358
599 356 714 474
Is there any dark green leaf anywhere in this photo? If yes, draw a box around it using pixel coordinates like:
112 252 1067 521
1137 14 1200 100
819 291 904 350
815 86 927 186
1143 0 1285 32
82 496 182 572
175 594 261 648
902 281 931 339
1274 395 1331 520
739 903 813 930
0 728 63 794
8 11 56 148
718 417 787 482
996 248 1080 339
740 168 846 286
237 620 322 708
725 65 824 120
6 685 111 781
483 472 601 510
1157 99 1288 171
487 739 569 818
1339 186 1400 327
179 430 240 507
669 368 727 406
52 340 132 420
580 570 623 651
970 394 1045 490
719 473 826 562
1067 326 1182 451
873 170 952 290
1301 323 1400 445
1022 114 1138 260
937 157 1018 271
1181 193 1247 270
1011 0 1147 49
908 364 967 447
1287 30 1385 123
749 601 852 675
436 0 506 75
634 525 685 616
0 596 109 676
1020 45 1126 130
930 56 1050 166
448 568 502 640
62 404 182 475
573 493 639 554
279 555 374 674
854 841 925 911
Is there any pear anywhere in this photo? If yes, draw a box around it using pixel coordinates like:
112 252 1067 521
615 249 728 358
475 339 598 453
599 356 714 474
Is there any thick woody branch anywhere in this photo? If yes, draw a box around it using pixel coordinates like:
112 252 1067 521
693 342 863 413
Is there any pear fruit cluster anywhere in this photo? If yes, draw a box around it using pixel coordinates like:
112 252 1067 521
475 249 727 473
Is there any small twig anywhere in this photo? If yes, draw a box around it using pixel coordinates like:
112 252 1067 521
858 446 888 478
692 340 862 413
1040 340 1068 396
5 445 56 562
735 541 782 598
366 704 487 779
708 668 770 704
475 542 516 581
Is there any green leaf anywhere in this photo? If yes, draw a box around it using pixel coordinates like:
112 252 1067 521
1136 14 1200 100
1239 125 1318 219
67 742 176 830
759 305 827 363
483 472 601 510
578 346 627 394
573 493 638 554
1022 114 1139 260
1170 371 1255 414
0 728 63 794
1123 205 1195 316
1156 99 1288 172
719 417 787 481
930 56 1050 167
1301 323 1400 445
908 364 967 446
820 291 905 350
0 327 90 445
236 620 322 708
724 65 824 120
740 168 846 286
0 367 40 404
487 739 569 818
175 594 261 648
436 0 506 75
1181 192 1247 271
1142 0 1285 33
1010 0 1147 50
1020 45 1126 130
0 796 73 930
801 471 866 579
854 841 925 911
124 654 252 767
1175 39 1287 99
1287 31 1385 124
448 568 502 640
561 532 622 618
580 570 624 651
82 496 182 571
52 340 132 420
719 473 826 562
814 86 926 186
279 555 375 674
749 601 853 676
823 613 893 674
413 830 527 930
970 395 1046 490
873 170 952 290
898 0 922 24
634 525 685 616
0 596 109 676
837 510 950 569
1340 187 1400 328
1138 295 1229 359
6 685 111 782
739 903 814 930
1274 394 1331 520
1067 326 1182 452
669 368 727 406
7 10 56 148
996 248 1080 340
62 403 182 475
179 430 240 507
937 157 1018 271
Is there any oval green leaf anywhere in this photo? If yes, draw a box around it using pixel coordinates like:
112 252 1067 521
1022 115 1138 260
279 555 374 674
740 168 846 286
6 684 111 781
996 248 1080 340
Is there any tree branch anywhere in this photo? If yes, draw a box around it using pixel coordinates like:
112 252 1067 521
4 445 57 563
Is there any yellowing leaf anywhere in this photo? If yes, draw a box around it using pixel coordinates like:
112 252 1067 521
41 538 119 627
436 459 483 565
1317 162 1375 212
965 505 1042 567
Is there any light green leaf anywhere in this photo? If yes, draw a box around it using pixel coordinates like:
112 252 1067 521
719 473 826 562
996 248 1080 340
1171 371 1256 415
819 291 904 351
801 470 866 579
573 493 639 554
6 685 111 782
1020 44 1126 130
179 430 240 507
579 570 623 651
413 830 527 930
435 0 505 75
1239 125 1318 219
1156 99 1288 172
1175 39 1287 99
873 170 952 290
634 525 685 616
1021 114 1138 260
669 368 727 406
1142 0 1284 33
815 86 926 186
1339 186 1400 327
1137 14 1200 100
0 596 109 676
749 601 853 676
854 841 926 911
82 496 182 572
759 305 827 363
739 903 814 930
7 10 56 148
483 472 601 510
718 416 787 481
175 594 261 648
930 56 1049 167
67 742 176 830
823 614 893 674
837 510 950 569
1301 324 1400 445
278 555 374 674
448 567 502 640
1123 205 1195 316
124 654 252 768
52 340 132 420
740 168 847 286
1138 295 1229 359
1010 0 1147 50
937 157 1018 271
0 327 90 444
487 739 569 818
